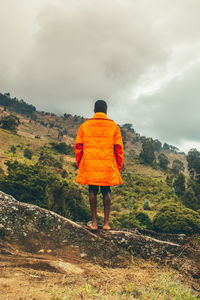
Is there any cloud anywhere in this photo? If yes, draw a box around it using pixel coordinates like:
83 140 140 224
8 0 172 114
1 0 200 151
130 61 200 146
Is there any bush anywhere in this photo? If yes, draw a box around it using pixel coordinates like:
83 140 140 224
10 145 16 154
50 142 74 155
110 212 140 228
173 173 185 196
0 114 20 133
158 153 169 170
182 187 200 211
153 203 200 235
143 200 150 210
135 212 152 228
24 148 33 159
0 160 90 222
110 211 152 229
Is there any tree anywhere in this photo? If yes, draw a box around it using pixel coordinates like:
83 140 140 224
140 138 155 164
0 114 20 133
182 187 200 211
172 159 184 174
24 148 33 160
163 143 170 150
173 173 185 196
153 139 162 152
121 123 135 133
158 153 169 170
187 148 200 181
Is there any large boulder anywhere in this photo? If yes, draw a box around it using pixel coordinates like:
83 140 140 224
0 191 199 278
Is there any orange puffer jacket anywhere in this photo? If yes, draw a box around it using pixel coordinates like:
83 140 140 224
74 112 123 186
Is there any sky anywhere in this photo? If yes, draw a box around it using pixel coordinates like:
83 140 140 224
0 0 200 153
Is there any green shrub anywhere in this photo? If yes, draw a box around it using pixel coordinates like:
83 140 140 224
135 212 152 228
0 160 90 222
24 148 33 159
50 142 74 155
10 145 16 154
0 114 20 133
153 203 200 235
110 211 152 229
143 200 150 210
110 212 140 228
39 150 62 168
111 203 121 212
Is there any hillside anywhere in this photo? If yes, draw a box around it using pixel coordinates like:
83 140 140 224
0 93 200 299
0 92 196 232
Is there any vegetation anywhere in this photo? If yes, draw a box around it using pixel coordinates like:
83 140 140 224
50 142 74 155
140 138 155 164
0 114 20 133
0 92 36 115
153 203 200 234
172 159 184 174
24 148 33 159
158 153 170 170
0 160 90 222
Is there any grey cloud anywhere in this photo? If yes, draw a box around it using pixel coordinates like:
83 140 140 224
1 0 200 152
11 0 171 115
130 62 200 147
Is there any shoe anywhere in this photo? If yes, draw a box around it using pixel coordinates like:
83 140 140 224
87 221 97 230
102 224 111 230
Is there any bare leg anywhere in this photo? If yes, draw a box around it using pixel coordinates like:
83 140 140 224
89 191 98 228
103 192 111 227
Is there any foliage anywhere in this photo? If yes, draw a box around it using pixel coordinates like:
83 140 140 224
143 200 150 210
166 175 173 187
0 92 36 115
153 203 200 234
121 123 135 133
182 178 200 211
153 139 162 152
50 142 74 155
172 159 184 174
158 153 169 170
0 166 4 177
110 212 140 228
140 138 155 164
135 212 152 228
0 114 20 133
24 148 33 160
39 148 62 168
173 173 185 196
0 160 90 222
110 211 152 229
182 188 199 211
10 145 16 154
187 148 200 181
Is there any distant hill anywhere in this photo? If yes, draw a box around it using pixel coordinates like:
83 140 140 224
0 91 187 175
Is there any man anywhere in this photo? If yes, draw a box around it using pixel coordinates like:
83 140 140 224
74 100 123 230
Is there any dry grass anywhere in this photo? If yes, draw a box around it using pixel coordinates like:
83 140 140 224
0 256 198 300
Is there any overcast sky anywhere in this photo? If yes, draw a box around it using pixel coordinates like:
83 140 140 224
0 0 200 153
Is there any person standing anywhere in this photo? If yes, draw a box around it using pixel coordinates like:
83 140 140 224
74 100 123 230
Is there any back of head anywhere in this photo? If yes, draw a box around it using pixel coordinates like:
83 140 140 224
94 100 107 114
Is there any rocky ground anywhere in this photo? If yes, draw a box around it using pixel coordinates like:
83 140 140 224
0 191 200 299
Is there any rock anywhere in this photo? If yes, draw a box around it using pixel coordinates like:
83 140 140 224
0 191 199 277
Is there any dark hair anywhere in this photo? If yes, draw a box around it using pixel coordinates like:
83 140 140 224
94 100 107 113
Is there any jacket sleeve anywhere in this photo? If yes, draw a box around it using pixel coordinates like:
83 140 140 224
114 125 123 171
74 125 84 168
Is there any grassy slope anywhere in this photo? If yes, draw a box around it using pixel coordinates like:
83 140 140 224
0 106 186 222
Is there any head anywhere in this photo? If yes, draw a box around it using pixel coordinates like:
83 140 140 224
94 100 107 114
